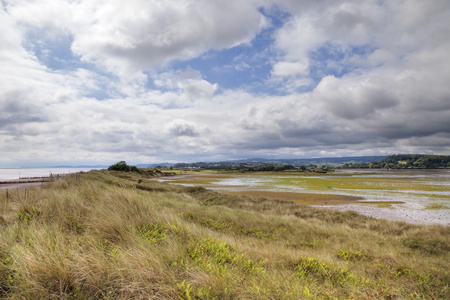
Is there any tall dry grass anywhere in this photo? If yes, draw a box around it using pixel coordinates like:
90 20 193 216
0 170 448 299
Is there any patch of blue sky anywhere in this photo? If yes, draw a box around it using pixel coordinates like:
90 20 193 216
81 83 117 101
25 32 82 71
24 32 118 100
158 6 291 96
309 42 377 81
165 35 273 94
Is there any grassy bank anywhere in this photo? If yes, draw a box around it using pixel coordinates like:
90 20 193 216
0 170 449 299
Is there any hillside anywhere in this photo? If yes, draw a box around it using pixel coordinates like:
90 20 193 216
342 154 450 169
0 170 449 299
172 156 388 170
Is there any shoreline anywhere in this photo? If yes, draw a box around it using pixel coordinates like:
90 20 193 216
0 181 45 191
0 173 73 191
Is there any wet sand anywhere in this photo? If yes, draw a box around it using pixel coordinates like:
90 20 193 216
331 204 450 226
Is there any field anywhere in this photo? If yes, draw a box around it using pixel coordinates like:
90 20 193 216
0 170 449 299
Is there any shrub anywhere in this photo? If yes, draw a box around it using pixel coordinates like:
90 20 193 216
108 161 140 173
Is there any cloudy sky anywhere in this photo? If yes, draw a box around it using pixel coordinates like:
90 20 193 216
1 0 449 167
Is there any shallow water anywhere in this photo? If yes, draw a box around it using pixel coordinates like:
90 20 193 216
0 168 99 180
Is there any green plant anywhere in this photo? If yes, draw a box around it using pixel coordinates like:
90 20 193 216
337 249 365 261
137 223 167 243
294 257 357 287
17 206 41 222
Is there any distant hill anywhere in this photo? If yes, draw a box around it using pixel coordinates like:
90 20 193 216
234 156 389 165
46 154 450 171
378 154 450 169
340 154 450 169
136 163 174 168
171 155 450 170
172 156 389 170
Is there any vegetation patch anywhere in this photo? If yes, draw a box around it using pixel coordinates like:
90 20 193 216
425 203 448 210
0 170 448 299
0 256 14 296
137 223 167 243
293 257 359 287
402 237 450 255
286 240 316 248
108 161 140 173
17 205 41 223
231 190 364 205
337 249 369 261
187 238 265 276
183 211 283 240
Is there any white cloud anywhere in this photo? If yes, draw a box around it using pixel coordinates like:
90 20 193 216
69 0 267 75
1 0 450 166
178 79 218 99
152 67 218 103
4 0 267 76
272 61 309 76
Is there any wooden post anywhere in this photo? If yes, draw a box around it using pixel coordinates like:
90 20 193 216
6 189 8 201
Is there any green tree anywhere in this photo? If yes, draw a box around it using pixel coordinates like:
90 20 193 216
108 161 140 172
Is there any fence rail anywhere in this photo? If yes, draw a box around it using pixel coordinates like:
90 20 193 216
0 173 76 185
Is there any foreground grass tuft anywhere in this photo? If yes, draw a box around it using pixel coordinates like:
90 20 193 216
0 170 448 299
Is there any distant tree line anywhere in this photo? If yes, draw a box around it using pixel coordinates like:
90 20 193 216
173 161 326 172
341 154 450 169
109 155 449 174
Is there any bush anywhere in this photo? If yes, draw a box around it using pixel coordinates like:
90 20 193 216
108 161 140 173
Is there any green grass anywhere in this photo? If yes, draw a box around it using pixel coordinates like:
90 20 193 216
0 170 449 299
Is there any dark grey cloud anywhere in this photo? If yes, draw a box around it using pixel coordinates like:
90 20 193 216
0 91 48 129
167 119 199 137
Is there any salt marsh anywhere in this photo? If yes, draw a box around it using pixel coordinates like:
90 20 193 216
163 169 450 225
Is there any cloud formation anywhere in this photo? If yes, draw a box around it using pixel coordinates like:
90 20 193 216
0 0 449 166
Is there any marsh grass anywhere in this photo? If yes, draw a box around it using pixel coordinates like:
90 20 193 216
230 190 364 205
424 203 449 210
174 172 450 192
0 170 448 299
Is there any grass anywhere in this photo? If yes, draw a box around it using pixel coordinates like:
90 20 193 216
230 190 365 205
0 170 449 299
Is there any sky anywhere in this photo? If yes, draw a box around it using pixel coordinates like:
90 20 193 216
1 0 449 167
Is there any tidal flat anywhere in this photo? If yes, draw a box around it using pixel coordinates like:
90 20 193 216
161 169 450 225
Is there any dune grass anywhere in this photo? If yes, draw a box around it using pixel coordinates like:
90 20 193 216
0 170 449 299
